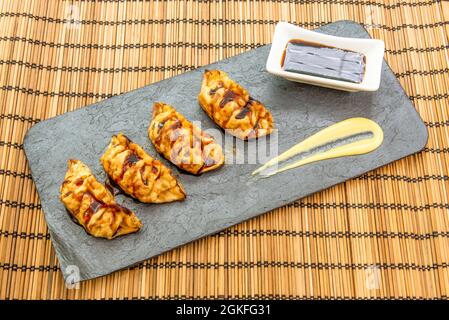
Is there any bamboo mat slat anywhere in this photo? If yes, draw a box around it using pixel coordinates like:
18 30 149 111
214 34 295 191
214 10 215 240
0 0 448 300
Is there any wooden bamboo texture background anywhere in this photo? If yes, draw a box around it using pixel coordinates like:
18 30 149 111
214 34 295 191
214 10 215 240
0 0 448 299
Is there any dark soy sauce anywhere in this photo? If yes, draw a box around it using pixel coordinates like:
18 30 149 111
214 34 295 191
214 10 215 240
235 98 255 119
125 152 140 166
219 90 238 108
89 200 103 213
105 178 123 196
281 39 366 83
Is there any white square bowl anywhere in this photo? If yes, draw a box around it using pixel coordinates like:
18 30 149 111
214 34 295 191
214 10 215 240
266 22 385 92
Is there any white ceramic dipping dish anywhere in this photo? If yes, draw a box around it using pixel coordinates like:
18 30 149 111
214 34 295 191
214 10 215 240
266 22 385 92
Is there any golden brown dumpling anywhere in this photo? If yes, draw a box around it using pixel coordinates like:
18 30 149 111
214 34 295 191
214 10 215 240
60 160 141 239
198 69 274 140
100 133 186 203
148 102 224 175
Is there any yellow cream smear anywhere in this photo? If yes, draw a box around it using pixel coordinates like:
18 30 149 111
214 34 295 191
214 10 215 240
252 117 383 177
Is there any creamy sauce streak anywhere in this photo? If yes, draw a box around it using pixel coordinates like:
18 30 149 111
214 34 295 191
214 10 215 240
252 117 383 177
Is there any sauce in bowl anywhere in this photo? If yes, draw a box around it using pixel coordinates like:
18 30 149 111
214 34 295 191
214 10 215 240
281 39 366 83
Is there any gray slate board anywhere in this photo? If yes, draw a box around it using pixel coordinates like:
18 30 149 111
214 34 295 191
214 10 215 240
24 21 428 281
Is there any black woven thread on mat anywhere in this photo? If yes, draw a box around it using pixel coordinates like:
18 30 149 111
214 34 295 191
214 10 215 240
424 147 449 153
2 228 449 241
0 37 264 49
0 200 41 210
0 36 447 56
61 0 441 10
287 202 449 211
1 59 448 80
0 140 23 149
1 261 449 272
0 86 115 99
0 230 50 240
409 94 449 101
0 113 42 124
358 173 449 183
395 68 449 78
1 12 448 32
214 230 449 240
0 169 33 179
0 113 40 123
2 197 449 212
105 261 449 271
0 60 197 73
386 45 449 54
426 120 449 128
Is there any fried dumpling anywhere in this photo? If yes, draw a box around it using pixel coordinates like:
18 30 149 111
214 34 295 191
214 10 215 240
60 160 141 239
100 133 186 203
148 102 224 175
198 69 274 140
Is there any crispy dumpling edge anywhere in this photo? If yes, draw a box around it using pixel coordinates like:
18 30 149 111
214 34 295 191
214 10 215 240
198 69 275 140
149 102 225 175
60 159 142 239
100 133 186 203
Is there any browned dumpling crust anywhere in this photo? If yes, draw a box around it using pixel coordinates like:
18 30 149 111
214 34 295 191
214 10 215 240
100 133 186 203
198 69 275 140
148 102 224 175
60 160 141 239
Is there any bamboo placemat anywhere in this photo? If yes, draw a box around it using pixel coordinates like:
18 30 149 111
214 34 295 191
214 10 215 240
0 0 448 300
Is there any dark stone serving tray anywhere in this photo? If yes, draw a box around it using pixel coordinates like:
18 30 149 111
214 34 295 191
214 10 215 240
24 21 428 281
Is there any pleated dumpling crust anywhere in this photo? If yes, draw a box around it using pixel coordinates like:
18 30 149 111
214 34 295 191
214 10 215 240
100 133 186 203
60 160 142 239
198 69 274 140
148 102 225 175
